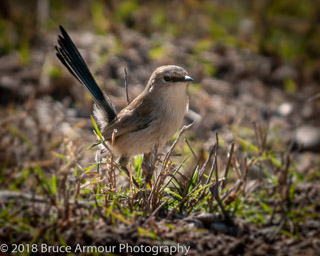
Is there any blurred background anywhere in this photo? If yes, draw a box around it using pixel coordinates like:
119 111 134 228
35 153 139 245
2 0 320 79
1 0 319 164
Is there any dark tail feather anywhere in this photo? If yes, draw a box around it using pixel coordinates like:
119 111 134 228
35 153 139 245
55 25 116 122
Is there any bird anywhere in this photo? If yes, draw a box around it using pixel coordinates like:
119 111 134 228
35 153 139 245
55 25 193 185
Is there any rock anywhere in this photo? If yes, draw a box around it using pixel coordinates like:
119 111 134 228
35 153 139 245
277 102 293 117
293 125 320 152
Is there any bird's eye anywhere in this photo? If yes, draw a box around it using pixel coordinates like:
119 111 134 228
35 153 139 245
164 75 171 82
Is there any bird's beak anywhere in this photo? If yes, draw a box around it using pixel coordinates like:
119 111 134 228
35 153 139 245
184 75 193 82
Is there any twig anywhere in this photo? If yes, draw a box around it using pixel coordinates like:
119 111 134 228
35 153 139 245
198 144 215 182
210 185 233 224
161 122 195 172
281 154 291 201
143 144 158 185
110 129 117 192
221 142 235 190
0 190 47 203
149 122 194 204
124 68 130 105
159 155 190 195
199 148 217 200
231 155 242 180
74 173 81 206
262 115 270 152
120 165 140 188
59 150 84 174
0 112 27 126
242 156 248 195
206 133 220 210
0 190 91 208
200 133 219 190
253 122 262 152
148 198 170 220
221 179 243 202
184 135 197 161
214 133 219 196
306 92 320 102
202 135 219 195
63 177 70 221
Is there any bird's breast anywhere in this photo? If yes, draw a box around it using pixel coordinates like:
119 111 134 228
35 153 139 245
155 84 189 142
111 83 189 157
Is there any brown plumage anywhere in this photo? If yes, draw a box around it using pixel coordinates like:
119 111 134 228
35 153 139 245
56 26 193 178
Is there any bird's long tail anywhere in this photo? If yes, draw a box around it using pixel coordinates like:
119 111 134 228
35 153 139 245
55 25 116 122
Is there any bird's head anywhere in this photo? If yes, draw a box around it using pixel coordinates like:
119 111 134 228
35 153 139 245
146 65 193 94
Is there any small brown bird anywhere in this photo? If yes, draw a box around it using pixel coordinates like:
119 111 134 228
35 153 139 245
55 26 193 182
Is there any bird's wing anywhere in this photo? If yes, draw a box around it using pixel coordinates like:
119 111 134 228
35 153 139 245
102 96 156 140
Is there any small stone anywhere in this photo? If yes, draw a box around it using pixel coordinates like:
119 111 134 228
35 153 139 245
278 102 293 117
294 125 320 152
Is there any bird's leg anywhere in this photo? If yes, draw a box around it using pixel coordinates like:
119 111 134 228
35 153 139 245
119 157 139 188
142 145 158 185
142 152 153 185
141 152 154 212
